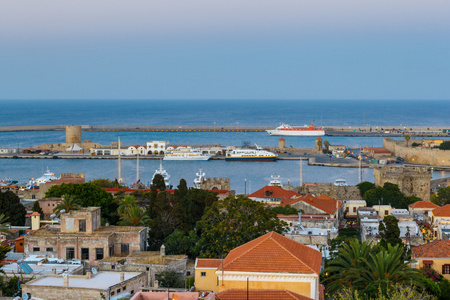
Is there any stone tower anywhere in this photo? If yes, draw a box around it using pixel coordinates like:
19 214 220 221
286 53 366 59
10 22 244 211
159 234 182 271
373 165 432 200
66 125 82 144
278 138 285 151
315 137 323 153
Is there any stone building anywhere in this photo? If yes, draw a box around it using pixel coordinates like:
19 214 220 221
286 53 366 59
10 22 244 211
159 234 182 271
199 177 231 191
373 165 432 200
297 182 361 201
22 271 147 300
24 207 147 268
98 247 188 286
22 172 85 200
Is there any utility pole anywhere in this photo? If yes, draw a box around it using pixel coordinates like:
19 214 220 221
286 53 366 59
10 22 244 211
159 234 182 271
299 158 303 187
359 145 362 183
136 153 140 183
118 136 122 184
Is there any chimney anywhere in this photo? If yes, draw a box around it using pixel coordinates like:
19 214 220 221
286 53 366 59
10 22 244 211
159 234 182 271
86 272 91 279
52 268 56 274
63 275 69 287
160 244 166 257
31 212 41 231
120 272 125 282
154 280 159 288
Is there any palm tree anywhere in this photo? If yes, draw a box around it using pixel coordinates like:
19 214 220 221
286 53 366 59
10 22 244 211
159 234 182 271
405 134 411 147
0 214 12 238
53 195 81 215
119 206 149 226
117 195 137 216
323 140 331 151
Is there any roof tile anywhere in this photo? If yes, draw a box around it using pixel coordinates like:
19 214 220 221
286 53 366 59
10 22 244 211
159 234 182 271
432 205 450 217
409 201 439 209
217 289 312 300
412 240 450 258
248 186 300 200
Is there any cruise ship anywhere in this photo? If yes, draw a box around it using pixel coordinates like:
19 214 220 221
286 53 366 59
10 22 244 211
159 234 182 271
152 161 173 189
26 167 59 189
225 145 277 161
163 147 212 161
266 122 325 136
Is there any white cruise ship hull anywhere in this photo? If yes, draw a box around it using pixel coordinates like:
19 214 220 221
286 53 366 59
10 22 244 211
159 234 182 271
266 129 325 136
163 155 212 161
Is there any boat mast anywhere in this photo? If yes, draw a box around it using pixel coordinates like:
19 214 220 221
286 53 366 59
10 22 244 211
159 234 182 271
118 136 122 184
299 158 303 187
359 145 362 183
136 153 140 183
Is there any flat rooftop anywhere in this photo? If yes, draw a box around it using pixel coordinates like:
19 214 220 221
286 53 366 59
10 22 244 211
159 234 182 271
26 271 142 289
2 263 82 276
101 251 186 264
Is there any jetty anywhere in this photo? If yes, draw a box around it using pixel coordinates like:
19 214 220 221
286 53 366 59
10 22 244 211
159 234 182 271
0 125 449 137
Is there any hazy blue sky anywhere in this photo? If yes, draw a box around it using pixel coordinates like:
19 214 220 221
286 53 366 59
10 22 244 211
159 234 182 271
1 0 449 100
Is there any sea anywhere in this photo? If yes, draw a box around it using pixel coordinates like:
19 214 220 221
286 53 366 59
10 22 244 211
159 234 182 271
0 100 449 194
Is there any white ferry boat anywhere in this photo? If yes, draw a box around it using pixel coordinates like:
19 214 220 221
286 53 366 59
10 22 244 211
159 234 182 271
266 122 325 136
268 175 283 187
193 168 205 189
152 161 173 189
225 145 277 161
26 167 59 189
164 147 212 161
334 178 348 186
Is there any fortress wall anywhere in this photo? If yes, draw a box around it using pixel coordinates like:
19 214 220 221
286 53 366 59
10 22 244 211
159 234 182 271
383 138 450 167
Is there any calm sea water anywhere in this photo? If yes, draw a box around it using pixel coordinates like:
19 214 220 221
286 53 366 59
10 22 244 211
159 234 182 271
0 100 448 193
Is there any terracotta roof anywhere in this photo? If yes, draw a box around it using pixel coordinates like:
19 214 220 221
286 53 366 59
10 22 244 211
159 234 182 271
409 201 439 209
365 147 391 154
196 258 222 268
432 205 450 217
412 240 450 258
248 186 300 200
316 137 322 140
30 212 41 216
279 137 285 141
217 289 312 300
217 231 321 274
285 194 338 215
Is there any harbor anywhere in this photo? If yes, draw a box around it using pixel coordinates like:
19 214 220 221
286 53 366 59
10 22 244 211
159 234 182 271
0 124 449 137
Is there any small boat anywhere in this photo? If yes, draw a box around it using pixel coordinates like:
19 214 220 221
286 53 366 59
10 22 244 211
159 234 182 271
164 147 212 161
334 178 348 186
267 122 325 136
225 144 277 161
193 168 205 189
268 175 283 187
26 167 59 189
152 160 173 189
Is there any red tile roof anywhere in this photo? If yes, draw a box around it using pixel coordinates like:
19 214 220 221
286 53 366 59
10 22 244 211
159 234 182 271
409 201 439 209
196 258 222 268
217 231 321 275
30 212 41 216
248 186 300 200
432 205 450 217
365 147 391 154
412 240 450 258
217 289 312 300
285 194 338 215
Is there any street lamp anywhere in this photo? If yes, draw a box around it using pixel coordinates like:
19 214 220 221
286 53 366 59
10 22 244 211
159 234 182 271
244 179 247 195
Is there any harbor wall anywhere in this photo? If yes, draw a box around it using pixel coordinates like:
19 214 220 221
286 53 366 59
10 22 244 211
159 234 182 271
383 138 450 167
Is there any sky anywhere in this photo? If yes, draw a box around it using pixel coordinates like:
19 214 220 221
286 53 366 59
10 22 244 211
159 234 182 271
1 0 450 100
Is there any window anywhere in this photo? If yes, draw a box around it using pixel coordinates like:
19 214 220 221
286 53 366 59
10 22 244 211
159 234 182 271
111 265 115 270
123 286 126 291
96 248 104 260
46 247 54 252
353 207 357 212
33 247 40 252
201 272 206 277
79 220 86 232
66 247 75 259
384 210 389 215
48 204 50 207
111 292 115 296
109 244 114 256
81 248 89 260
117 288 121 293
121 244 129 255
443 265 450 274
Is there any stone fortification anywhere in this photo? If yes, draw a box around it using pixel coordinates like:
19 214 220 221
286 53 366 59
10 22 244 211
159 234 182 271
288 183 361 200
200 177 230 191
383 138 450 167
373 165 432 200
65 125 82 143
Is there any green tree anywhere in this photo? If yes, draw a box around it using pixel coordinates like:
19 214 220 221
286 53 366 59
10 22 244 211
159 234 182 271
163 229 199 257
405 134 411 147
155 270 183 288
323 239 422 297
118 206 149 226
152 174 166 191
379 215 402 249
195 195 288 258
0 190 26 226
356 181 376 198
331 285 436 300
45 183 119 225
364 182 414 209
269 205 301 215
0 214 12 238
89 178 121 188
431 187 450 206
53 194 81 215
117 195 137 216
31 201 44 216
439 141 450 150
323 140 330 150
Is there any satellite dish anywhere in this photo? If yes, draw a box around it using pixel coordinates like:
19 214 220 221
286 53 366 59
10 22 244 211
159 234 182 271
92 267 98 275
60 209 66 214
50 213 56 219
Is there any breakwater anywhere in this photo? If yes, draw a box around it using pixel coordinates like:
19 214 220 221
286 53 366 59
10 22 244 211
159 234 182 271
0 125 449 137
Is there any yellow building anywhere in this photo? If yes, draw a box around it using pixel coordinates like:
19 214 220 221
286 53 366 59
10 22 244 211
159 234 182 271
412 239 450 280
372 205 392 219
195 231 321 300
429 205 450 238
194 258 221 292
